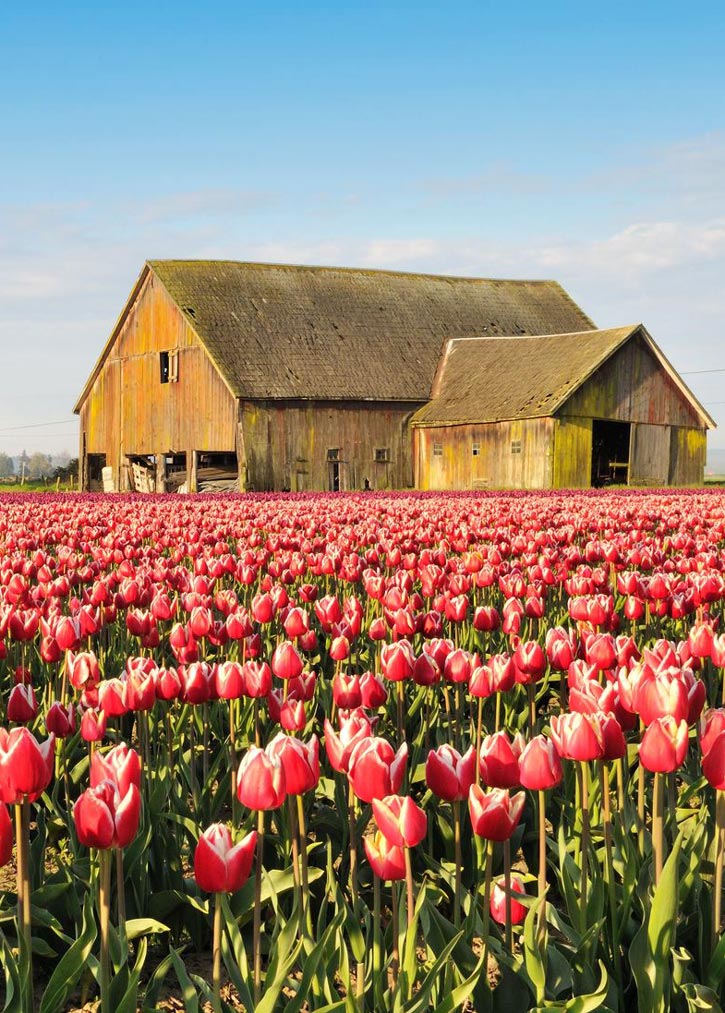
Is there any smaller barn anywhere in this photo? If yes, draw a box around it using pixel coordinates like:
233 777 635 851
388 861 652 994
411 324 714 489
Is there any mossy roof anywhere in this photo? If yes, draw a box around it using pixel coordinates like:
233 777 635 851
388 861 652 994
142 260 595 402
410 325 715 428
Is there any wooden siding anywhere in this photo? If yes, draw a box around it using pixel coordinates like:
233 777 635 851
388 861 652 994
553 418 592 487
239 401 419 491
78 273 237 490
415 419 554 490
669 426 707 485
561 333 704 428
630 424 670 485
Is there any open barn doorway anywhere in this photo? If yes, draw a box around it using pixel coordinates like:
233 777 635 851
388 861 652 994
591 420 631 487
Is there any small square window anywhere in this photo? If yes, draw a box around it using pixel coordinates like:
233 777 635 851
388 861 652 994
433 442 443 457
327 448 340 462
374 448 390 463
160 349 179 384
511 440 522 455
472 442 480 457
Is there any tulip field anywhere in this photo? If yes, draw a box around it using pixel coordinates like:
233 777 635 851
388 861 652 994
4 490 725 1012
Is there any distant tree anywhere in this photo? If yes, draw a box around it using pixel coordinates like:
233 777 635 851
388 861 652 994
0 453 14 479
27 452 53 480
52 458 78 483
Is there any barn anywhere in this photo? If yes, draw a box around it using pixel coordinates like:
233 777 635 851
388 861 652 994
411 325 714 489
73 260 712 492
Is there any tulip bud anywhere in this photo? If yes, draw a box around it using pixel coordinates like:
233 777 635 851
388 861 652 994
194 824 257 893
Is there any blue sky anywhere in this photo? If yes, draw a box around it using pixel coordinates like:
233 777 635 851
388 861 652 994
2 1 725 458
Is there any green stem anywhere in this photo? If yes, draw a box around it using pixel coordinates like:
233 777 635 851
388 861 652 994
296 794 311 934
391 880 400 989
714 790 725 955
653 771 664 887
453 799 462 927
212 892 222 1013
99 849 112 1013
404 847 415 930
503 837 512 951
115 847 127 957
578 763 590 935
253 811 265 1005
475 696 483 787
537 790 548 958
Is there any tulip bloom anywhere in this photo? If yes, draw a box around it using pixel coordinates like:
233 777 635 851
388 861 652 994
363 830 406 881
639 717 689 773
490 874 527 926
478 731 524 789
425 744 476 801
380 641 416 682
91 743 141 796
45 701 76 738
347 737 408 803
372 794 427 848
194 824 257 893
267 734 320 795
237 747 287 810
550 712 604 762
271 641 304 681
80 708 107 743
518 735 563 791
324 712 372 773
360 671 388 708
0 728 55 803
7 683 37 723
468 785 525 841
74 780 141 849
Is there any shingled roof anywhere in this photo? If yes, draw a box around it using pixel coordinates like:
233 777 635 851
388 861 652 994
142 260 595 402
411 325 715 428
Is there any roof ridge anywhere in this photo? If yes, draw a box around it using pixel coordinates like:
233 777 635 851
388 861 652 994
147 258 565 287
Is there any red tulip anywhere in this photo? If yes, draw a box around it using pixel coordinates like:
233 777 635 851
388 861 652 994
324 712 372 773
194 824 257 893
98 678 128 717
7 684 37 723
267 733 319 795
360 671 388 708
80 707 107 742
0 728 54 803
363 830 406 881
215 662 246 700
182 663 214 705
74 780 141 849
513 641 546 684
237 747 287 810
550 713 604 762
519 735 563 791
490 874 527 925
425 744 476 801
332 672 362 709
156 666 183 701
347 737 408 803
372 794 427 848
242 661 272 699
45 701 76 738
478 731 524 789
271 641 304 681
468 785 525 841
380 641 415 682
66 650 100 690
639 717 689 773
634 669 689 726
545 627 577 671
91 743 141 796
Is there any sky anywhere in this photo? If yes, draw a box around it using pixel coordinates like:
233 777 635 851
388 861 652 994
2 1 725 460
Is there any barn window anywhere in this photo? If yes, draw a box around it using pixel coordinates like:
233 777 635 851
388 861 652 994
511 440 522 455
433 442 443 457
472 442 480 456
160 350 179 384
374 448 390 463
326 448 340 461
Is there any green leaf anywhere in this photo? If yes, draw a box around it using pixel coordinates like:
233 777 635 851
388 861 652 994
680 983 724 1012
125 917 171 940
531 960 609 1012
0 928 24 1013
220 893 255 1013
168 945 199 1013
523 890 548 1005
284 908 345 1013
114 937 148 1013
39 892 97 1013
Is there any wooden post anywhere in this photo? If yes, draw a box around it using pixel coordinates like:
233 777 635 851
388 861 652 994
155 454 166 494
188 451 198 493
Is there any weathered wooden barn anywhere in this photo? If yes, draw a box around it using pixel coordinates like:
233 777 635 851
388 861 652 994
74 260 597 492
74 261 712 491
411 325 714 489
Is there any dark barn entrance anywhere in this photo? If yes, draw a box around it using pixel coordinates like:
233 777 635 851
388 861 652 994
591 420 631 486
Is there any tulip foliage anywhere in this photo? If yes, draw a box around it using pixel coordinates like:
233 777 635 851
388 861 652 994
3 489 725 1010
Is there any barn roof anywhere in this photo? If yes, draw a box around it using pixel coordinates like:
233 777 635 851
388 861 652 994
74 260 595 409
411 325 715 428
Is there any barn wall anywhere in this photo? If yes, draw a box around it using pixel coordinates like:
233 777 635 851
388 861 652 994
414 418 554 490
561 333 704 428
553 417 592 487
240 401 419 491
629 424 670 485
669 427 707 485
78 272 238 490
